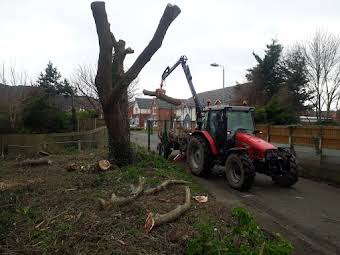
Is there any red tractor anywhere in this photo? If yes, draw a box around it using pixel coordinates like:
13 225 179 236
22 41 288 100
158 56 298 191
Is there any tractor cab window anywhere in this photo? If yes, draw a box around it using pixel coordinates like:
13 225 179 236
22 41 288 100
208 110 224 140
201 112 208 130
227 111 254 135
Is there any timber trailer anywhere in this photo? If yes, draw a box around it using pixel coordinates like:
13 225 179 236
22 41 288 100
157 56 299 191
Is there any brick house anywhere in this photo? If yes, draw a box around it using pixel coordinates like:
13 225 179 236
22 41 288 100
129 98 178 128
130 98 153 128
150 99 176 122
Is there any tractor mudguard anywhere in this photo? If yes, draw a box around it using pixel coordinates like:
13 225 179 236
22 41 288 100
226 147 247 157
191 130 218 155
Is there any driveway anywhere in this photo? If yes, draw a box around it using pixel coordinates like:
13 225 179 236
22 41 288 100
130 131 158 151
131 131 340 255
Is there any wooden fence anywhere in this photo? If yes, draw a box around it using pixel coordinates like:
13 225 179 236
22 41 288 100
256 125 340 152
0 127 108 156
78 118 106 131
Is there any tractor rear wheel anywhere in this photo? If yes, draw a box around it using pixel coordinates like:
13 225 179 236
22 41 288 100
272 149 298 187
225 152 255 191
187 136 212 176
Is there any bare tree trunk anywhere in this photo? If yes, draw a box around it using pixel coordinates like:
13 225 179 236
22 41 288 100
91 2 181 166
105 90 131 165
303 31 340 123
71 94 77 131
318 94 322 123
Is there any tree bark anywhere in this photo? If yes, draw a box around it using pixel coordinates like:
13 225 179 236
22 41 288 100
91 2 180 166
104 89 131 165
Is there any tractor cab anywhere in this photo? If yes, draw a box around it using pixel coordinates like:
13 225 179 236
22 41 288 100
201 105 255 152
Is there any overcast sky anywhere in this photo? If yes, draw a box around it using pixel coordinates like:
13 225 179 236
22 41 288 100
1 0 340 99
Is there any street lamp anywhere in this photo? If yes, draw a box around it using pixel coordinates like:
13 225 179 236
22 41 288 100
210 62 225 103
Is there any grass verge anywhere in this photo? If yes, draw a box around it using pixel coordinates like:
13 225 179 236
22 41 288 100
0 147 293 254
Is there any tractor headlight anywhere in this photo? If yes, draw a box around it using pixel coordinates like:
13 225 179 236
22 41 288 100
266 149 278 160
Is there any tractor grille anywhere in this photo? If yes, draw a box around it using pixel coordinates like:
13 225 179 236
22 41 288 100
266 149 278 160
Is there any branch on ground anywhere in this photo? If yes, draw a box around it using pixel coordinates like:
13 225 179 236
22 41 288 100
98 176 145 210
19 158 52 167
144 186 191 233
144 179 189 195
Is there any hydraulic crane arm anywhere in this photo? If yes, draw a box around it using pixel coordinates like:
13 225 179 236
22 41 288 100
161 55 203 128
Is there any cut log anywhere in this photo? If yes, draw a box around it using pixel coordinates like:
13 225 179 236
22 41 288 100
98 159 110 171
98 176 145 210
193 195 208 203
144 186 191 233
66 163 78 172
38 150 49 156
143 89 182 106
19 158 52 167
144 180 189 195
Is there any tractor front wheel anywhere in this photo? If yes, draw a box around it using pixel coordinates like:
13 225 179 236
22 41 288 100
272 149 298 187
187 136 212 176
225 152 255 191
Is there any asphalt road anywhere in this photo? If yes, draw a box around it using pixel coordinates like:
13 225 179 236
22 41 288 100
131 131 340 255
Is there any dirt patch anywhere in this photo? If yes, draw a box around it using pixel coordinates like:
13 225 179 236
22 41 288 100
0 150 231 255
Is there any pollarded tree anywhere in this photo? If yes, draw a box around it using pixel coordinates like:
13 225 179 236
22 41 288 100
91 2 181 166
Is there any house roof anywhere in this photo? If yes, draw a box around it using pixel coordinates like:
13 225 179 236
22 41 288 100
185 83 251 107
155 99 177 109
53 95 101 112
0 84 42 112
135 98 153 109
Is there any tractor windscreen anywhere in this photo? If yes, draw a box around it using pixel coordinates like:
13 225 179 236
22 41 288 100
227 110 254 134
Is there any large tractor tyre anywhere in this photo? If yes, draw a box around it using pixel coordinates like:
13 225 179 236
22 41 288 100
187 136 212 176
272 149 298 187
158 143 171 159
225 153 255 191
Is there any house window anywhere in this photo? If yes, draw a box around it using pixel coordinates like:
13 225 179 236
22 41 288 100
133 106 139 114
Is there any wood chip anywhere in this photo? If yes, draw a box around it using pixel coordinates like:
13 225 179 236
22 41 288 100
193 195 208 203
117 239 126 245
